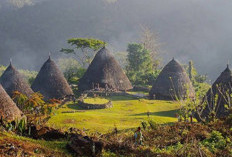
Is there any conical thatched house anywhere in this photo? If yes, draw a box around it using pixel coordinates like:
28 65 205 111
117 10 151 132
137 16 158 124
196 65 232 121
0 84 22 121
31 57 73 100
0 63 34 97
78 47 133 91
149 58 195 100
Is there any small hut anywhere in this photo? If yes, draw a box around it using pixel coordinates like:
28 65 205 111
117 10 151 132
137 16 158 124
149 58 195 100
196 65 232 121
31 57 73 100
78 47 133 91
0 63 34 97
0 84 22 121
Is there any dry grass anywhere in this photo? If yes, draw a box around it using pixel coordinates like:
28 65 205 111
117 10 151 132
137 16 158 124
0 132 71 157
101 120 232 157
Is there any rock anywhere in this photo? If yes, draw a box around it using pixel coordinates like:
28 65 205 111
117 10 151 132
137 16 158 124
36 127 66 140
67 134 104 157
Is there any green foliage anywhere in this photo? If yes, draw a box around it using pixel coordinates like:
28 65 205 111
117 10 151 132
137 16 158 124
66 38 106 51
60 38 106 67
126 43 158 86
194 82 211 98
202 131 227 152
16 118 27 135
127 43 152 72
68 77 79 84
58 58 80 83
12 91 58 125
57 58 86 88
140 70 161 86
0 66 6 75
102 151 117 157
141 121 148 130
76 67 86 78
12 91 28 110
25 93 45 114
28 77 35 85
185 61 210 97
6 123 13 132
185 61 208 84
18 69 37 85
148 120 158 130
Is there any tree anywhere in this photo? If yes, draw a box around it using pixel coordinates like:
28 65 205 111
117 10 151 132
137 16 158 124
140 26 162 69
126 43 157 86
60 38 106 67
186 60 208 84
185 61 210 97
58 58 80 83
12 91 58 125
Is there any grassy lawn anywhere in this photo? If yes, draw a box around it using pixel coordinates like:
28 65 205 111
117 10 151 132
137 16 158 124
83 97 109 104
127 91 149 96
47 96 180 133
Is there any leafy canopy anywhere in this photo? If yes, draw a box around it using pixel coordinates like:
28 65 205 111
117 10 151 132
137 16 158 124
126 43 158 86
61 38 106 54
60 38 106 67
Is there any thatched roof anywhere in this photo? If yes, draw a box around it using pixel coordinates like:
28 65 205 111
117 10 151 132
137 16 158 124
149 58 195 100
197 65 232 121
78 47 132 91
0 63 34 97
31 57 73 100
0 84 22 121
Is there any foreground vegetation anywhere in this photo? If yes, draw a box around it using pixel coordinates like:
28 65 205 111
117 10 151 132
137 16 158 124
101 118 232 157
2 118 232 157
0 132 70 157
1 92 232 156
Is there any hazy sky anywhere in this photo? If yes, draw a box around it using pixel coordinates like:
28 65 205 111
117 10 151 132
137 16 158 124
0 0 232 81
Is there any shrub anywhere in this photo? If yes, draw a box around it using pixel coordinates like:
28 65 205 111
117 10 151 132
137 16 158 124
141 121 148 130
148 120 158 130
202 130 227 152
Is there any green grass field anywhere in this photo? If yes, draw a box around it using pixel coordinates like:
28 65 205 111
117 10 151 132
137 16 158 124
83 97 109 104
47 96 180 133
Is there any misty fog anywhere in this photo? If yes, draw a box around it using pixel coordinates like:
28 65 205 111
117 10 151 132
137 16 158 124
0 0 232 82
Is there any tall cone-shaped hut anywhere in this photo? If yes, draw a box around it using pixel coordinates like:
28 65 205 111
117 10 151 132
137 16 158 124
0 84 22 121
196 65 232 121
149 58 195 100
31 57 73 100
0 62 34 97
78 47 133 91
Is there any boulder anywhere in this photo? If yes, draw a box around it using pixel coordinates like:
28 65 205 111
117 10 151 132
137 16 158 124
67 134 104 157
35 126 66 140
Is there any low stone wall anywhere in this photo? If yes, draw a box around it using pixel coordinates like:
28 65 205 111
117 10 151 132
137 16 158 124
78 100 113 110
132 86 150 92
